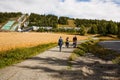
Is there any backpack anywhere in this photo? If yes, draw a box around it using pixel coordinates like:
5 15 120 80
58 38 63 46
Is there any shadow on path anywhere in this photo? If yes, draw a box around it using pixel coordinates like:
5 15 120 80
18 56 120 80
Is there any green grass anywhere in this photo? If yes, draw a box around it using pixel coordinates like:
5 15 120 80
89 43 120 61
68 40 94 61
73 49 85 56
69 39 120 65
0 43 57 69
88 43 120 65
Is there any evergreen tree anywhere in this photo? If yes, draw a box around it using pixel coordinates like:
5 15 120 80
80 25 86 35
98 22 107 36
28 13 58 28
117 23 120 38
58 16 68 25
107 21 118 34
89 24 98 34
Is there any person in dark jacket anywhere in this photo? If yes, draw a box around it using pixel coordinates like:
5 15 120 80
73 36 77 48
58 36 63 52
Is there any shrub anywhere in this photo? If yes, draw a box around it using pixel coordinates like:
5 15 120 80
113 56 120 64
68 53 77 61
80 25 86 35
73 49 85 56
77 45 88 53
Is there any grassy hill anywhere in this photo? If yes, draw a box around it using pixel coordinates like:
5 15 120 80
58 19 76 28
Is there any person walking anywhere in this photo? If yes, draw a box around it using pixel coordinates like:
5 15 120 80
58 36 63 52
73 36 77 48
65 37 69 48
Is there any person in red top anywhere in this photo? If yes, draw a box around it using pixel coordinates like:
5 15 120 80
65 37 69 48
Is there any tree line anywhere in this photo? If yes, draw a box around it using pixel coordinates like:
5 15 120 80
0 12 22 23
0 12 120 37
29 13 120 37
28 13 69 28
75 19 120 36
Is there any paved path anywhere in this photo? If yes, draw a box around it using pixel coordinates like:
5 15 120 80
0 45 75 80
99 40 120 53
0 42 120 80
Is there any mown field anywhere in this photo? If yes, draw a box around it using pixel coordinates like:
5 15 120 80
0 32 88 51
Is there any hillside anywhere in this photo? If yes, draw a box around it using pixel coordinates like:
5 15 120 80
58 19 76 28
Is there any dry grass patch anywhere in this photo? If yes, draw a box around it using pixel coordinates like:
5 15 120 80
0 32 88 51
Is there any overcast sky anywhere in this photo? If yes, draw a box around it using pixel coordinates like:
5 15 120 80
0 0 120 22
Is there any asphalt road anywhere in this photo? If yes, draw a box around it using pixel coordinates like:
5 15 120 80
99 40 120 53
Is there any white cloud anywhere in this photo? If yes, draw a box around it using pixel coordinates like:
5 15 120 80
0 0 120 21
0 0 59 14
